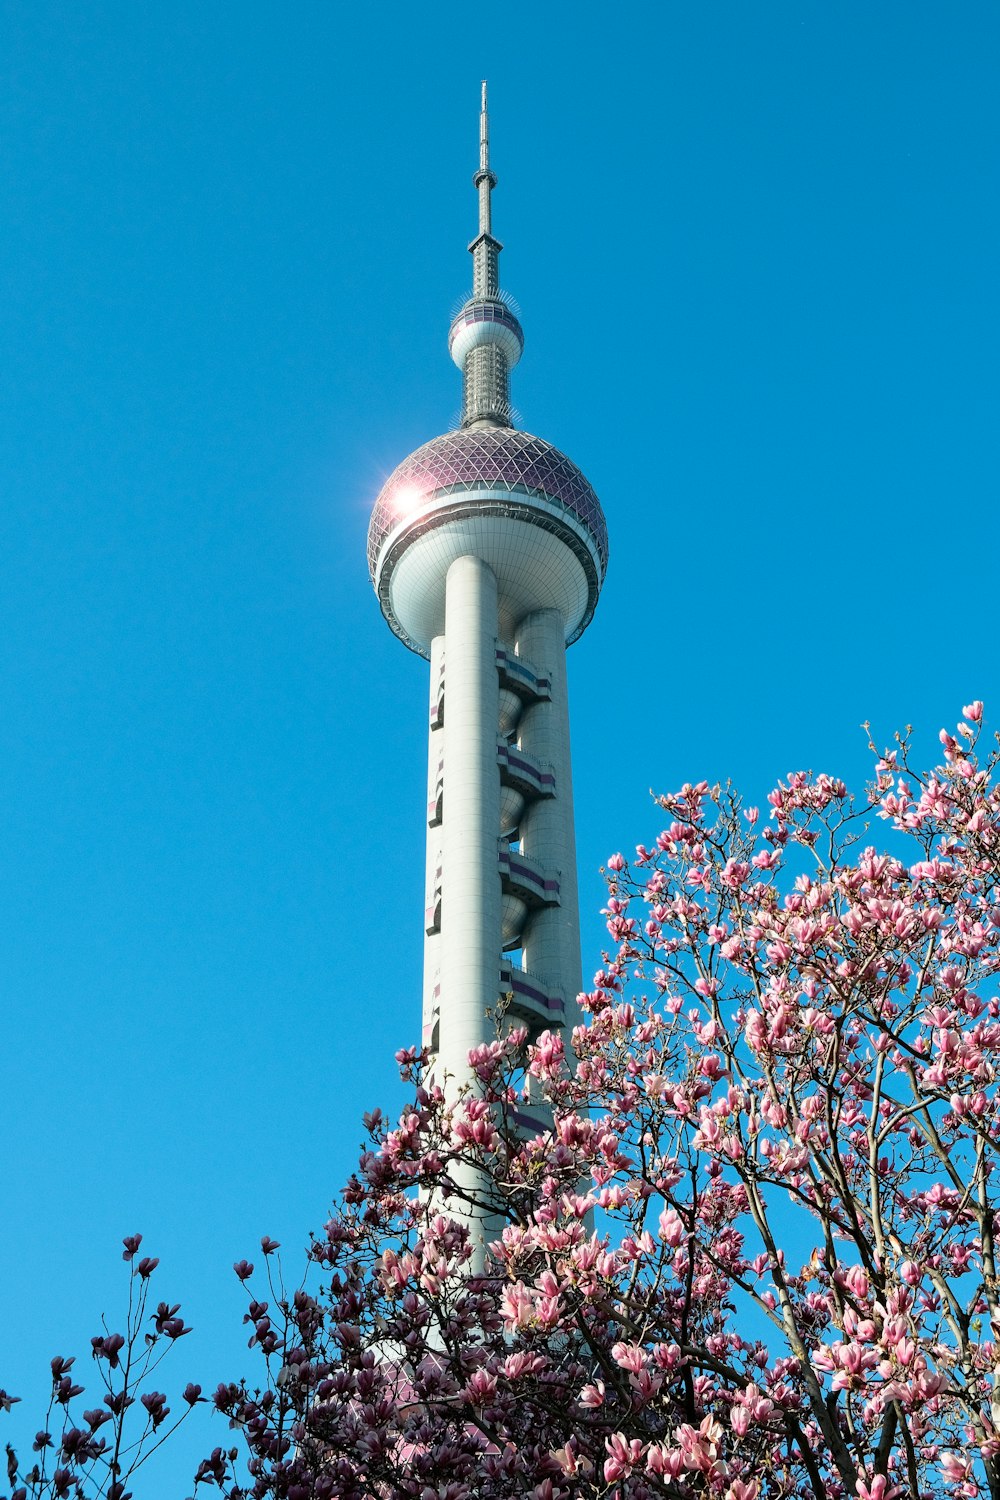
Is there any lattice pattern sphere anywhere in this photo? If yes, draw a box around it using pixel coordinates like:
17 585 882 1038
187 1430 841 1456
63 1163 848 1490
367 427 608 583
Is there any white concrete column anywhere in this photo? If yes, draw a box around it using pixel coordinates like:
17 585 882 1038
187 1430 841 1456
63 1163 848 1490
421 634 445 1055
438 555 502 1091
515 609 583 1022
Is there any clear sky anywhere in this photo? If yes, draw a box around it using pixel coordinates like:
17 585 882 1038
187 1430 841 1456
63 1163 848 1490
1 2 997 1492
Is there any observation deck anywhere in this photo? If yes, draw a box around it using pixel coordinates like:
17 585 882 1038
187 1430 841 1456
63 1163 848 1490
367 426 608 656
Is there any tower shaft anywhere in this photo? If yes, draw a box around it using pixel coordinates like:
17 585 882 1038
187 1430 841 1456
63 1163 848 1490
436 556 503 1087
422 581 582 1128
515 608 583 1009
368 86 607 1268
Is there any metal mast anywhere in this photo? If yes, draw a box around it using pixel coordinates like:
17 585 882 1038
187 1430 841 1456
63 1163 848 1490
451 81 524 429
471 81 500 297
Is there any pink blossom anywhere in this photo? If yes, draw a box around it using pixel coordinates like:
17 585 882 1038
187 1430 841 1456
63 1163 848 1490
674 1415 723 1473
610 1342 645 1374
646 1442 684 1478
940 1452 972 1486
499 1282 534 1331
603 1432 644 1482
856 1475 903 1500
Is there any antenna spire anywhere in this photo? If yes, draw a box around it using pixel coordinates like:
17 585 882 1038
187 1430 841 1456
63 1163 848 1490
480 80 490 176
474 79 496 253
448 83 524 428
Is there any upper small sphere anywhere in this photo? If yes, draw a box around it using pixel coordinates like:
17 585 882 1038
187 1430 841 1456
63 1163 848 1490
448 299 524 370
368 426 608 657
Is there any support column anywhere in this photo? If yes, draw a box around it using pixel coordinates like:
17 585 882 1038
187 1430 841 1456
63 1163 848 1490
437 557 503 1275
515 609 583 1026
438 555 502 1091
421 634 445 1056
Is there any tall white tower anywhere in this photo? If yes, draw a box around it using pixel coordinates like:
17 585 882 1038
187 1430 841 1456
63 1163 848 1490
367 85 607 1124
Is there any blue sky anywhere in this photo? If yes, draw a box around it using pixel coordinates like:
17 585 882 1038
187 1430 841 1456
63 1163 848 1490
1 2 997 1491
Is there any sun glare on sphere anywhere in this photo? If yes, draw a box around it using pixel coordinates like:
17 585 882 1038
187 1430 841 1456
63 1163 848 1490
390 483 425 517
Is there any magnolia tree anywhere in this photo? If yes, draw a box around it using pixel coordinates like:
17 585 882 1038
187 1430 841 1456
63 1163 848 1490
1 1237 200 1500
6 706 1000 1500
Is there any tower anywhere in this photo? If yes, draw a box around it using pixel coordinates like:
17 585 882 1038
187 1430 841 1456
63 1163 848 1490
367 85 607 1125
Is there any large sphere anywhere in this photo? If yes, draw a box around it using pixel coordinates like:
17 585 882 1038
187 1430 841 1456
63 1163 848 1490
367 426 608 657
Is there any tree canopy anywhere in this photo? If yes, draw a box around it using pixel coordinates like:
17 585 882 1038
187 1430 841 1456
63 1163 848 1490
6 705 1000 1500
